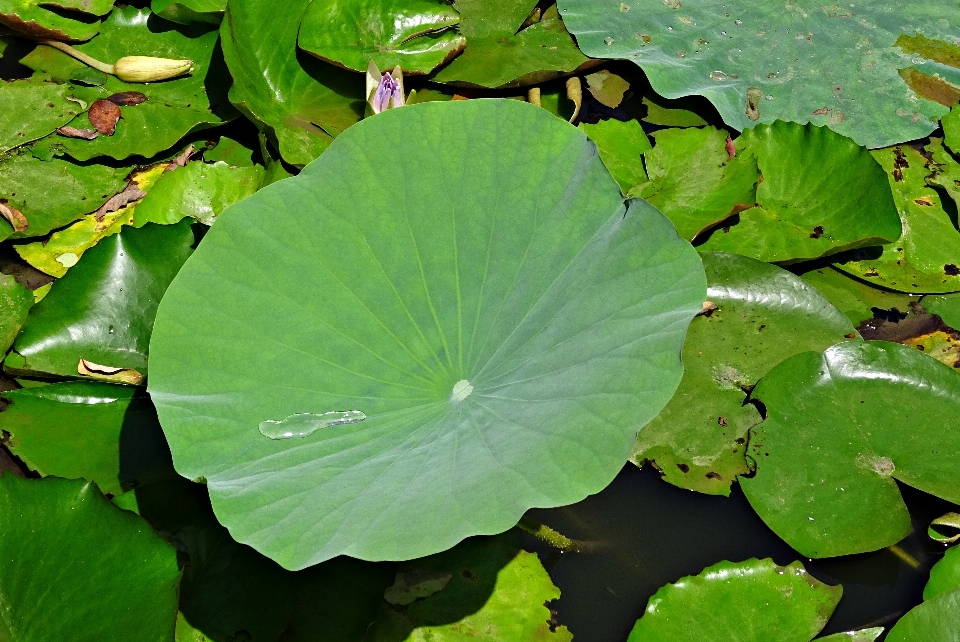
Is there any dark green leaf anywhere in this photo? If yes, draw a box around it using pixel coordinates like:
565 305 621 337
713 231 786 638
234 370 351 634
925 545 960 601
152 0 225 25
924 294 960 330
0 0 110 40
641 92 710 128
800 267 918 327
885 589 960 642
0 273 31 354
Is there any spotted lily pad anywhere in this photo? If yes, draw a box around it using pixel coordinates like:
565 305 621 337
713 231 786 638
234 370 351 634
800 267 917 327
0 75 80 154
742 340 960 558
633 252 857 496
626 558 842 642
557 0 956 148
0 273 31 355
148 99 706 568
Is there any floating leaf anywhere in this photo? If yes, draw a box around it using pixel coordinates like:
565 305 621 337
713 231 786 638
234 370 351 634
298 0 464 74
816 629 884 642
0 475 181 641
0 382 174 496
924 545 960 600
626 558 841 642
578 118 650 194
584 70 629 108
77 358 145 385
557 0 955 148
926 136 960 220
944 105 960 154
152 0 225 25
638 125 758 241
885 588 960 642
148 99 706 568
221 0 364 166
742 341 960 558
928 513 960 546
800 267 917 327
10 220 194 380
641 92 711 128
0 0 113 41
925 294 960 330
634 253 857 495
0 273 32 354
0 75 80 153
699 122 902 263
833 145 960 293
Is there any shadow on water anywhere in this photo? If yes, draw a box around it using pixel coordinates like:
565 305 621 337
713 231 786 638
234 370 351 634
523 464 956 642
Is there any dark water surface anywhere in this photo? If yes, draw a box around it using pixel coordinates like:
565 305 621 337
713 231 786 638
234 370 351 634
524 464 956 642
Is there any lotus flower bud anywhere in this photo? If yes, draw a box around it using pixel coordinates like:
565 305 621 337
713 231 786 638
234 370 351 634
366 61 405 114
113 56 193 82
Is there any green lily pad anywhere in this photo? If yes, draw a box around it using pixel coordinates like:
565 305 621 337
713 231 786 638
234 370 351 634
148 99 706 568
885 589 960 642
578 118 650 194
133 160 264 226
800 267 918 327
32 7 234 161
10 220 194 380
221 0 364 166
0 151 130 241
641 92 711 128
0 75 80 154
742 340 960 558
944 105 960 154
927 137 960 218
298 0 465 75
0 382 174 495
0 475 181 642
833 145 960 293
557 0 954 148
203 135 256 166
431 3 589 88
0 0 110 41
633 252 857 496
817 629 884 642
699 122 902 263
626 558 842 642
925 294 960 330
0 273 31 354
924 545 960 601
366 533 571 641
637 125 758 241
152 0 225 25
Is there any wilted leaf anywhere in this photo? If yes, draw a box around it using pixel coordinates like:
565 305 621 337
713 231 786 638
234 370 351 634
56 125 98 139
78 359 145 385
584 70 629 108
107 91 149 106
88 98 122 135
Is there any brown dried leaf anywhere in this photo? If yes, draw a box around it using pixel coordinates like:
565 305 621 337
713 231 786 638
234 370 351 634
0 202 28 232
56 125 99 140
166 144 195 171
78 358 144 385
106 92 148 106
94 183 146 220
88 99 121 136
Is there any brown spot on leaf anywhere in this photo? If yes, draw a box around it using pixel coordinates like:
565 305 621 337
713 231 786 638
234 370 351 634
725 136 736 159
899 67 960 107
810 225 824 239
88 99 121 136
705 471 722 480
915 195 935 206
812 107 830 115
844 333 856 338
745 87 763 121
95 183 146 220
677 463 690 473
697 301 719 317
107 92 148 106
944 264 959 276
717 416 727 426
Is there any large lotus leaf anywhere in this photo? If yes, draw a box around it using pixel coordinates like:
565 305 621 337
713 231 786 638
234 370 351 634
0 382 174 495
133 160 265 226
10 220 194 380
431 3 589 88
148 99 706 568
221 0 364 166
633 252 857 496
0 475 181 642
578 119 650 194
0 151 130 241
638 125 758 241
0 0 111 40
0 75 80 154
833 145 960 293
366 533 571 641
925 294 960 330
152 0 225 25
741 341 960 558
699 122 902 263
298 0 464 74
885 589 960 642
626 558 841 642
0 273 31 354
34 8 234 161
556 0 954 149
800 267 917 327
925 545 960 601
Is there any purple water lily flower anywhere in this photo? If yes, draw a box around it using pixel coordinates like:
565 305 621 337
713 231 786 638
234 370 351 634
366 61 405 114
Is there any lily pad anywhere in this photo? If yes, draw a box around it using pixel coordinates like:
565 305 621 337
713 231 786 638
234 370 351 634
557 0 955 148
944 105 960 154
641 92 712 128
800 267 917 327
221 0 364 166
927 137 960 219
699 122 902 263
0 75 80 154
817 629 884 642
0 475 181 642
152 0 226 25
0 382 174 495
0 273 31 354
633 252 856 495
626 558 842 642
578 118 650 194
298 0 465 74
885 589 960 642
431 3 589 88
924 545 960 601
742 340 960 558
925 294 960 330
833 145 960 293
0 0 111 41
148 99 706 568
10 220 194 380
638 125 758 241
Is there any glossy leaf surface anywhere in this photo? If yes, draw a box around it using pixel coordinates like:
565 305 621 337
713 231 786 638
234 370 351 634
557 0 955 148
0 273 31 354
800 267 916 327
579 118 650 194
925 545 960 601
152 0 225 25
700 122 902 263
817 629 883 642
0 475 180 642
742 341 960 558
885 589 960 642
634 253 856 495
626 558 841 642
149 99 706 568
0 0 110 40
299 0 464 74
925 294 960 330
0 76 80 154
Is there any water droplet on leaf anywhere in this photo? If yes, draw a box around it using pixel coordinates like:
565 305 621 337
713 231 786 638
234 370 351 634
259 410 366 440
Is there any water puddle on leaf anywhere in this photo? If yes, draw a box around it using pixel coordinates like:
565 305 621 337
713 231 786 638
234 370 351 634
258 410 366 440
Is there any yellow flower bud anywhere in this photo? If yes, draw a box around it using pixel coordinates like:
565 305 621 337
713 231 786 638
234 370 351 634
113 56 194 82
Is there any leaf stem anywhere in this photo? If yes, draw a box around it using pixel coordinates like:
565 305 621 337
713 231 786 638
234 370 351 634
517 515 584 552
41 40 115 75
